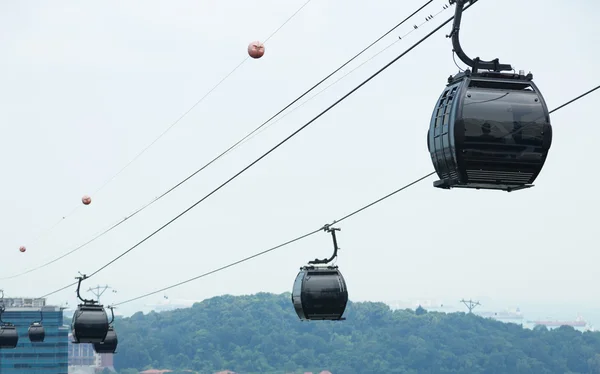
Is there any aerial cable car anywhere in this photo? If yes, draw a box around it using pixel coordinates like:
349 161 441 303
93 306 118 354
291 225 349 321
427 0 552 192
71 274 109 344
28 308 45 342
0 291 18 349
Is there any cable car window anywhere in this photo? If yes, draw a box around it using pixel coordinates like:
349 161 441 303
292 272 304 296
434 107 442 127
468 80 534 91
462 89 547 142
434 101 445 127
435 89 452 127
443 94 454 126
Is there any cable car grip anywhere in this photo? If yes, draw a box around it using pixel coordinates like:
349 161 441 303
33 308 44 324
75 274 97 304
446 0 512 73
308 224 341 265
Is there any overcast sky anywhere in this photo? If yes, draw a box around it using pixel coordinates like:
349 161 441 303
0 0 598 318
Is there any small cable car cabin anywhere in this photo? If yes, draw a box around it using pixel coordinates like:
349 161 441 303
72 304 109 344
292 265 348 321
428 70 552 191
0 325 18 349
93 326 118 354
28 322 45 343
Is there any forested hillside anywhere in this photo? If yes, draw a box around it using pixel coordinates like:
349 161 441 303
108 293 600 374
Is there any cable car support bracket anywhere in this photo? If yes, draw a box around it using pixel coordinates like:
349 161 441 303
447 0 512 73
308 225 341 266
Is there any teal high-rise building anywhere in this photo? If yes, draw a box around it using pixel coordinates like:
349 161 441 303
0 297 68 374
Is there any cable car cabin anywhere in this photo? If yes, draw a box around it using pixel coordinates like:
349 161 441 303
427 70 552 192
72 304 109 343
292 265 348 321
93 326 118 354
28 322 45 343
0 325 18 348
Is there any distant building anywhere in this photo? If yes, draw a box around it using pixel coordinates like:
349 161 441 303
67 333 98 367
67 332 115 371
0 297 69 374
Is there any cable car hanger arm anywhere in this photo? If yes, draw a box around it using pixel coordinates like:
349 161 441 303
75 274 98 304
308 225 341 265
35 307 43 324
107 306 115 325
447 0 512 73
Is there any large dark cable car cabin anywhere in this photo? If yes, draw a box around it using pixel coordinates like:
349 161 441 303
71 275 110 344
428 0 552 192
428 70 552 191
291 226 348 321
93 326 118 354
72 304 109 343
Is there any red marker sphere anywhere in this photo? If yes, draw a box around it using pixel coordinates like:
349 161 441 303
247 41 265 59
19 246 26 253
82 195 92 205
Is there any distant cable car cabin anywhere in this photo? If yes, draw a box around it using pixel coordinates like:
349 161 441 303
0 324 18 349
427 0 552 192
28 322 45 343
71 275 109 344
292 226 348 321
93 306 118 354
0 302 18 349
28 307 45 343
94 326 118 354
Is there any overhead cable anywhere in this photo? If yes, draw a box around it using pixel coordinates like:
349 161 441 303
17 0 315 254
38 0 476 299
9 0 443 281
112 171 436 306
111 82 600 306
39 80 600 300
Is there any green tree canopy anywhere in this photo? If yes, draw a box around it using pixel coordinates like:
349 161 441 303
108 292 600 374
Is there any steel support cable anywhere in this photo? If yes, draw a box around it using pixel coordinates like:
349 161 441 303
39 81 599 301
38 1 473 299
111 82 600 306
7 0 441 282
18 0 315 251
245 2 452 143
112 172 436 306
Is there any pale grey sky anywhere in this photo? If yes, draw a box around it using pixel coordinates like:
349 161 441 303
0 0 598 318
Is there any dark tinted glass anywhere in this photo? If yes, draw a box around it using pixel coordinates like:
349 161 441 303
291 271 306 320
462 88 547 146
301 270 348 320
